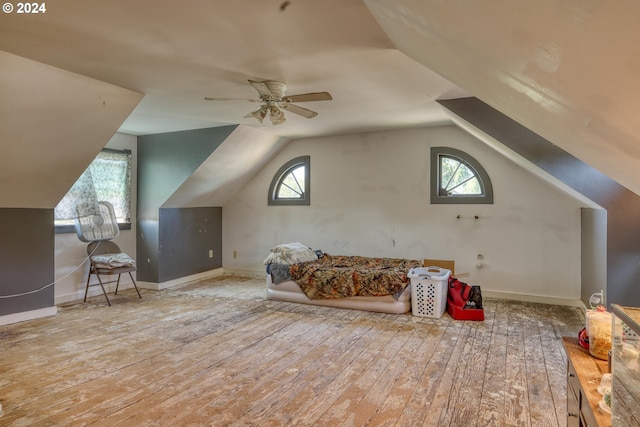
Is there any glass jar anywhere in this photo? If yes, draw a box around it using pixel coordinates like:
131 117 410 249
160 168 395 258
610 304 640 426
586 310 613 360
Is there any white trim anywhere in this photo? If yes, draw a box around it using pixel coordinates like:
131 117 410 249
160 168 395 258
56 290 85 305
59 267 584 309
55 281 138 305
482 289 583 307
137 268 226 290
0 306 57 326
577 301 588 313
56 268 234 303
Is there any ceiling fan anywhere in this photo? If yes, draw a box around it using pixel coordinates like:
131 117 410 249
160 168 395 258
205 80 332 125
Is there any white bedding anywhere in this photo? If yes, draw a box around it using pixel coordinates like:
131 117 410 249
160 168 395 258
91 252 135 269
266 274 411 314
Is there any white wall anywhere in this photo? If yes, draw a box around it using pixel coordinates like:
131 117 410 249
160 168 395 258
223 125 585 302
54 132 138 304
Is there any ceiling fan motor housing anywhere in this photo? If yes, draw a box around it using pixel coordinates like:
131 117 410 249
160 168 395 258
262 81 287 101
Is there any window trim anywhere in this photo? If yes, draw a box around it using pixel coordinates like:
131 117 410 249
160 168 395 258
430 147 493 204
54 222 131 235
268 155 310 206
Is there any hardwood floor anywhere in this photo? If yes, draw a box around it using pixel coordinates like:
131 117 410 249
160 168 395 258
0 274 584 426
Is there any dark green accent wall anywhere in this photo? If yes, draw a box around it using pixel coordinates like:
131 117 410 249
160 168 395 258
137 126 236 283
159 207 222 282
439 97 640 307
0 208 54 315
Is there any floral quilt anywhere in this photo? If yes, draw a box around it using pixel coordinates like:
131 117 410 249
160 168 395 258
287 254 421 300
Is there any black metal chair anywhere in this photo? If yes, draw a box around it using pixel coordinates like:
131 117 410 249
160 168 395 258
85 240 142 306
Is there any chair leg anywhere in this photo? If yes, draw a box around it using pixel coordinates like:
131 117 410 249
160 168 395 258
114 274 121 295
129 272 142 299
95 274 111 306
84 270 92 303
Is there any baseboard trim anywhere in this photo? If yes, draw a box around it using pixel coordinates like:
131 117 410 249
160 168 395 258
138 268 226 290
55 282 140 306
56 269 584 308
0 306 58 326
57 268 244 302
482 289 583 307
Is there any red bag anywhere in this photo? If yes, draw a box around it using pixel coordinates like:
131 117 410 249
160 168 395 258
447 277 484 321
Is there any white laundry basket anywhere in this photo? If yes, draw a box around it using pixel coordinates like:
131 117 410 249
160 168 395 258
408 267 451 318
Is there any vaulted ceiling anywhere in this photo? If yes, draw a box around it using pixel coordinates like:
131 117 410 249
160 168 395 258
2 0 640 197
0 0 466 138
366 0 640 197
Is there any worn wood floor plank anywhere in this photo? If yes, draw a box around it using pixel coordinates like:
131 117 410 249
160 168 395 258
161 306 364 426
477 298 511 426
444 300 495 427
391 318 456 427
96 303 318 427
222 309 372 426
0 274 585 427
304 315 413 426
521 302 559 427
364 319 438 427
427 318 477 427
62 302 295 426
320 319 422 426
7 300 295 426
246 312 385 426
504 302 531 427
536 303 579 427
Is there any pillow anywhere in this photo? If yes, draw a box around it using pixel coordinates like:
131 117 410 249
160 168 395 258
263 242 318 265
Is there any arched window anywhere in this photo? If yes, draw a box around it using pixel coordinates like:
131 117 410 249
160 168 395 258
268 156 310 206
431 147 493 204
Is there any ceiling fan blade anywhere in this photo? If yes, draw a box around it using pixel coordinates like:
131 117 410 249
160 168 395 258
204 97 260 102
249 80 274 99
282 103 318 119
285 92 333 103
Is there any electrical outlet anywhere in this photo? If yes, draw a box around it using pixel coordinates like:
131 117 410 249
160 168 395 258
208 249 214 258
233 250 238 259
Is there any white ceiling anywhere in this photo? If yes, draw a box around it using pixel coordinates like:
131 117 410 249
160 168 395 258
3 0 640 197
0 0 467 138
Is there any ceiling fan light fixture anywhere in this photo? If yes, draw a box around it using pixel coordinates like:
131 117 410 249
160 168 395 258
250 107 267 123
268 104 286 125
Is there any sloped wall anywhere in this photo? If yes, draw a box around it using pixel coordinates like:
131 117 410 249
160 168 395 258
0 50 143 209
137 125 288 284
163 126 288 208
439 97 640 307
364 0 640 199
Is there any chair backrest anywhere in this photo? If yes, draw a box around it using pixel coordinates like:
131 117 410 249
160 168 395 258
87 240 122 256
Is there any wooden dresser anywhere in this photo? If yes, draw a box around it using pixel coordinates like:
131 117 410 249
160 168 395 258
562 337 611 427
